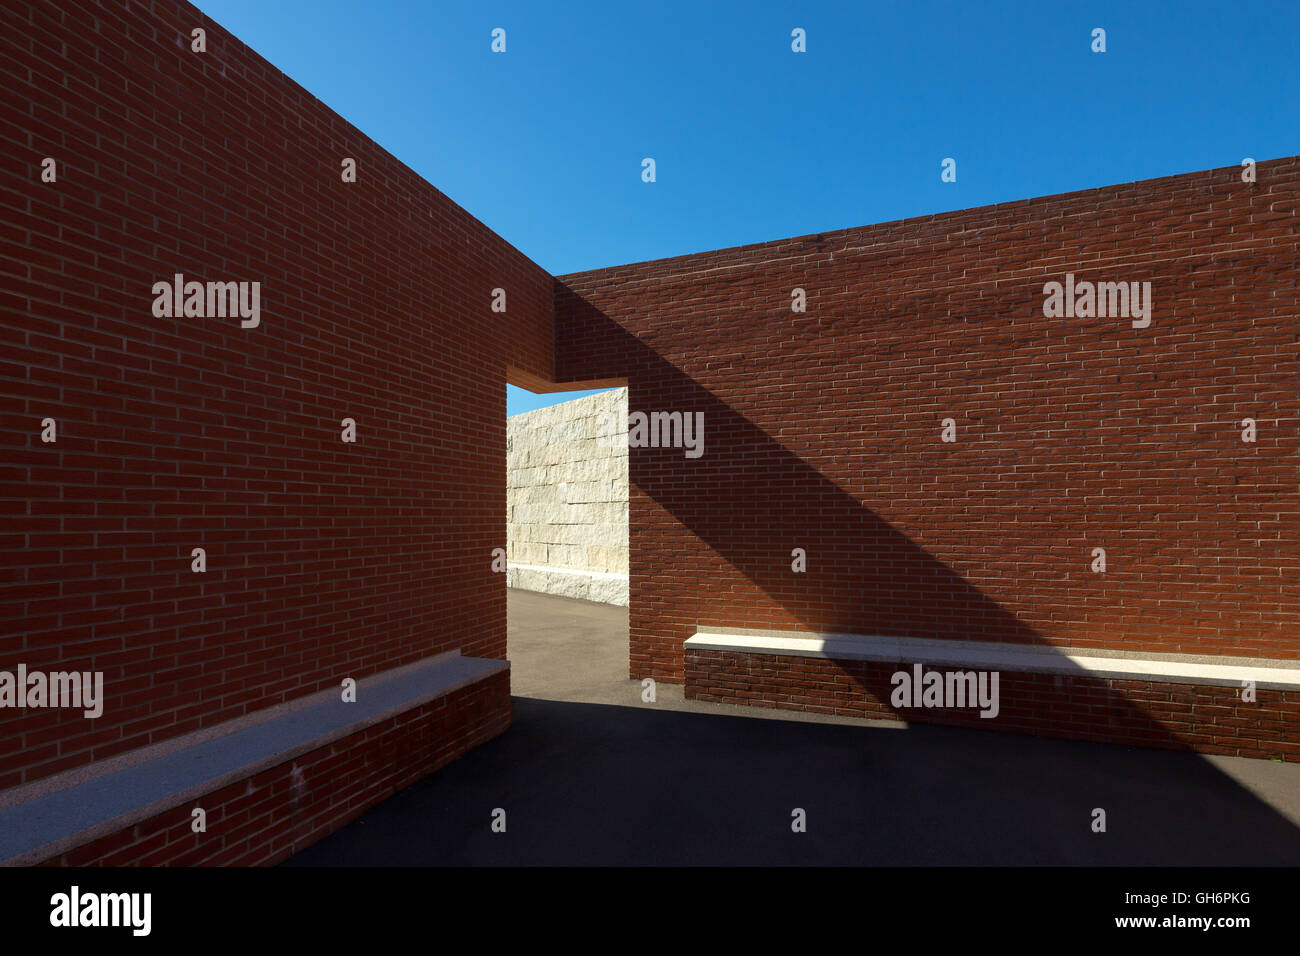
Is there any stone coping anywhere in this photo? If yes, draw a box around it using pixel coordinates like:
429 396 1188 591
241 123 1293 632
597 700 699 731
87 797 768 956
685 629 1300 691
0 651 508 865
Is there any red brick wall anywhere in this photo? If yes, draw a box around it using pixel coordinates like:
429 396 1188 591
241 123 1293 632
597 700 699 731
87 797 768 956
687 650 1300 761
555 158 1300 685
41 670 510 866
0 0 550 788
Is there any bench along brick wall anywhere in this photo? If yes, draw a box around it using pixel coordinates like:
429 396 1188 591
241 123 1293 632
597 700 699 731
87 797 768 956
684 641 1299 761
37 669 510 867
1 0 551 862
554 158 1300 759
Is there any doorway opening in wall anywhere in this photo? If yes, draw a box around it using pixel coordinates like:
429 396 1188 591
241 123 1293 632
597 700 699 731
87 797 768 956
503 382 631 704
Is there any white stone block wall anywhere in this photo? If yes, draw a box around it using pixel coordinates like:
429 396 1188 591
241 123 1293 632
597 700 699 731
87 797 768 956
506 387 629 605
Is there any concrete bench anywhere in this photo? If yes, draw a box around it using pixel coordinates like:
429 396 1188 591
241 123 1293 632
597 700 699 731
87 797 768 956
0 650 507 865
685 628 1300 690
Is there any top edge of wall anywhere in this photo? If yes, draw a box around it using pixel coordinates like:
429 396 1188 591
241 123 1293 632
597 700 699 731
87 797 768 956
555 155 1300 284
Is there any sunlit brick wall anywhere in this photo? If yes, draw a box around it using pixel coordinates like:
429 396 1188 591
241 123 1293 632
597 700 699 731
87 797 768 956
556 159 1300 683
0 0 552 788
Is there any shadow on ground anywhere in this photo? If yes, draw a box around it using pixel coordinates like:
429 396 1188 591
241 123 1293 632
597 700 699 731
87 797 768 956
285 693 1300 866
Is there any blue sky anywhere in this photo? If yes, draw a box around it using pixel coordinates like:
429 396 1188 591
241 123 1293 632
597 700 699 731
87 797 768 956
194 0 1300 415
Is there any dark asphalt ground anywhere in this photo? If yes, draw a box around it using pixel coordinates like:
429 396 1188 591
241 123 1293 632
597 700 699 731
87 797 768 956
285 591 1300 866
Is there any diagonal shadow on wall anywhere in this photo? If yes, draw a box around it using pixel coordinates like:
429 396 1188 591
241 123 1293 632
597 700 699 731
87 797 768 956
553 281 1291 760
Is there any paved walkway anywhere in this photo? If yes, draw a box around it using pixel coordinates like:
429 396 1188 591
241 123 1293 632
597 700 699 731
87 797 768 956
286 590 1300 865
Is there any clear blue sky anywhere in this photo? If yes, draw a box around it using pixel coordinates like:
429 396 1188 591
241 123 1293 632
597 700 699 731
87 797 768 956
194 0 1300 415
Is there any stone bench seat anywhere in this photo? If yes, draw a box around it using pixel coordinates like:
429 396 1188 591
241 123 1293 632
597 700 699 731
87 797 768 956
685 628 1300 690
0 651 507 865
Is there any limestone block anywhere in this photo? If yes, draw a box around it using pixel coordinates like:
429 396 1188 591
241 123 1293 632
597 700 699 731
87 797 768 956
509 541 548 565
543 546 585 567
587 574 629 606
